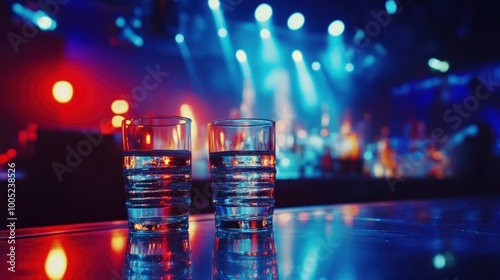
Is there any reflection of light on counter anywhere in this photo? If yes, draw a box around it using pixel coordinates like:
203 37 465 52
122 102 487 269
341 205 360 226
313 210 325 218
298 212 309 221
433 254 446 269
45 243 67 280
111 230 126 253
278 213 292 225
433 252 455 269
325 213 333 221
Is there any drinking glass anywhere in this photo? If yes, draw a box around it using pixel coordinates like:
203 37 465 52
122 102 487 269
122 116 191 232
208 119 276 231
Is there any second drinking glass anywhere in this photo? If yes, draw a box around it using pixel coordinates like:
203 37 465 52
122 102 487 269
208 119 276 231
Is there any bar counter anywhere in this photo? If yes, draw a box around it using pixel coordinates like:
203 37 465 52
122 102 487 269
1 195 499 279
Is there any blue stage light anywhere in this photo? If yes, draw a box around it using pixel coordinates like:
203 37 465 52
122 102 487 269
115 17 125 28
292 50 303 62
218 28 228 38
345 63 354 72
287 12 305 30
255 4 273 22
364 55 375 66
208 0 220 10
385 0 398 15
236 50 247 62
260 28 271 39
175 34 185 43
33 11 56 31
328 20 345 36
133 19 142 29
12 3 57 31
312 62 321 71
428 58 440 69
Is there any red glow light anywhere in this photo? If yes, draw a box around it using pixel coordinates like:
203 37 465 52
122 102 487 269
0 154 8 164
6 149 17 158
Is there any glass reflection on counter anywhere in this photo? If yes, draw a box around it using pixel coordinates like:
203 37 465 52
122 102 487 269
125 231 192 279
212 230 278 280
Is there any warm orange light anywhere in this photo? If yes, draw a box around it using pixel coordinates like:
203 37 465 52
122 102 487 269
432 151 443 161
341 205 360 227
111 115 125 128
219 132 225 146
162 156 170 165
278 213 292 225
189 220 197 234
145 134 151 145
347 133 360 159
180 104 197 150
298 212 309 222
52 81 73 103
111 100 129 114
297 129 307 139
276 120 286 132
45 244 67 280
111 231 126 253
340 120 351 136
6 149 17 158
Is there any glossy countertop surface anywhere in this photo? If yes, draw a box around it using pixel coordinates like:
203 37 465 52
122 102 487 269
2 195 500 280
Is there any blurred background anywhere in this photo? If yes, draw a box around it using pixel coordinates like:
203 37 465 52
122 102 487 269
1 0 499 227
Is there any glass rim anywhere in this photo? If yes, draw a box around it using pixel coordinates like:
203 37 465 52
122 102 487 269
208 118 275 127
123 115 191 127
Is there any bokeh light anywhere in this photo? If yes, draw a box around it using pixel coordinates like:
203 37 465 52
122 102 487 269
175 34 185 43
385 0 398 14
287 12 305 30
236 50 247 62
312 62 321 71
218 28 228 38
45 244 67 280
208 0 220 10
111 100 129 114
292 50 303 62
345 63 355 72
260 28 271 39
52 81 73 104
112 115 125 128
328 20 345 36
6 149 17 158
255 4 273 22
